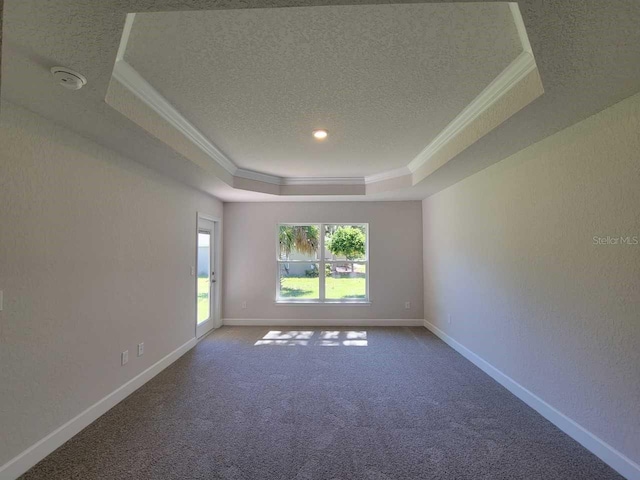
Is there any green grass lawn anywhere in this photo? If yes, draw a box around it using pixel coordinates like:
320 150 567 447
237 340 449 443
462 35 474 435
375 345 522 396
281 276 366 299
197 277 210 322
198 276 364 318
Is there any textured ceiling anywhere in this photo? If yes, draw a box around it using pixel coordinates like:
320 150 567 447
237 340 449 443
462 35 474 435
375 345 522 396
1 1 640 202
124 4 521 178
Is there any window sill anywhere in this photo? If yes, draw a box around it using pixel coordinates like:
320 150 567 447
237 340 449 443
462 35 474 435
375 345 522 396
275 300 371 306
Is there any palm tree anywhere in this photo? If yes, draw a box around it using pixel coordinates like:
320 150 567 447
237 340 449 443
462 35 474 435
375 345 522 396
279 225 319 259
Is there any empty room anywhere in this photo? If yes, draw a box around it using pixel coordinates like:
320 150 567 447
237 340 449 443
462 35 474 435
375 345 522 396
1 1 639 479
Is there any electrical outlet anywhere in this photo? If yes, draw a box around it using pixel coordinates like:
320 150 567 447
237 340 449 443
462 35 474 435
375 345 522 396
137 343 144 357
241 301 247 309
121 350 129 365
447 314 452 324
404 301 411 309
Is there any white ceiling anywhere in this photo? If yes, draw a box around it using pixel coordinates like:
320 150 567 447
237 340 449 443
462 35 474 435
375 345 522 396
2 1 640 202
124 3 521 179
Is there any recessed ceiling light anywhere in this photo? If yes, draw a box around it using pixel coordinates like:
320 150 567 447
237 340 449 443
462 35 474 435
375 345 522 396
312 129 328 140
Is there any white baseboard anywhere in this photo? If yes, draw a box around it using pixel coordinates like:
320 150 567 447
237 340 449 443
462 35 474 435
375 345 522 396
423 320 640 480
223 318 424 327
0 336 201 480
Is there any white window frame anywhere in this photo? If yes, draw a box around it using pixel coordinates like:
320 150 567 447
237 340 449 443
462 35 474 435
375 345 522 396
276 223 370 304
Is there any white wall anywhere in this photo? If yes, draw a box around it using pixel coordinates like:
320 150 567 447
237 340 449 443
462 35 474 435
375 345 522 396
422 92 640 469
223 201 423 322
0 102 223 468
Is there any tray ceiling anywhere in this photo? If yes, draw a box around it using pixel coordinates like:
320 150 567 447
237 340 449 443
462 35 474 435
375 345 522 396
6 1 637 201
122 3 521 179
105 2 542 195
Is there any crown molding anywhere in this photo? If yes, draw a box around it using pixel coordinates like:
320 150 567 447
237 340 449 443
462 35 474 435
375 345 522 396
234 169 366 186
510 3 533 54
112 59 239 176
407 50 536 174
234 168 282 185
406 3 536 176
364 166 412 184
282 177 365 186
116 13 136 62
407 3 536 175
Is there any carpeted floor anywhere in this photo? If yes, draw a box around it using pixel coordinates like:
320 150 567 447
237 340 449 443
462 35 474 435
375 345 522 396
21 327 622 479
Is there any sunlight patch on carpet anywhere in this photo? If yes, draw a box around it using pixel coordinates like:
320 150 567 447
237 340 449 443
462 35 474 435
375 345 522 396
254 330 368 346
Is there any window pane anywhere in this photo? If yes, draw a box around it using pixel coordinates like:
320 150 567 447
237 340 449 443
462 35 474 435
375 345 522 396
197 232 210 323
324 225 367 261
278 225 320 261
325 263 367 300
279 263 320 300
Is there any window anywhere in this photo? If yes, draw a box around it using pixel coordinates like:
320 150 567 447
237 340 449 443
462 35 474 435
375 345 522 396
197 231 211 323
277 223 369 303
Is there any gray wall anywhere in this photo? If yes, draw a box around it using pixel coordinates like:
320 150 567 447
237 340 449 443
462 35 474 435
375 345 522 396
223 201 423 320
0 101 223 466
0 0 3 93
422 92 640 465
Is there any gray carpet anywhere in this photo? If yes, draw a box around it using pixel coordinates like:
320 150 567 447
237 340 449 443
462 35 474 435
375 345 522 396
21 327 622 479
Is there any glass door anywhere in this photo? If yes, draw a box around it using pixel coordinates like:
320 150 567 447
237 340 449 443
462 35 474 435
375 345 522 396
196 217 216 338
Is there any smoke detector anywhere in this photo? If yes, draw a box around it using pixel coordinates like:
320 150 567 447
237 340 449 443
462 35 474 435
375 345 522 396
51 66 87 90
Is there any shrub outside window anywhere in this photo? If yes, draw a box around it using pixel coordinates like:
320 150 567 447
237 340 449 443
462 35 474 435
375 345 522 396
277 223 369 303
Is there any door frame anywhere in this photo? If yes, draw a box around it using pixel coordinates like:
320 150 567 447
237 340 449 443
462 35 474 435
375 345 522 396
196 212 222 338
